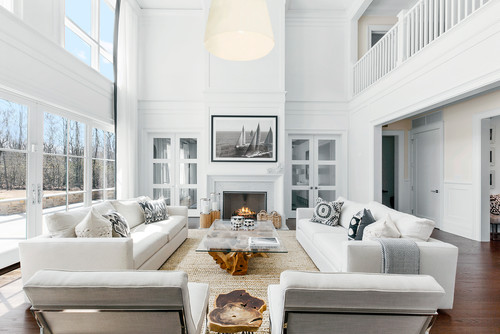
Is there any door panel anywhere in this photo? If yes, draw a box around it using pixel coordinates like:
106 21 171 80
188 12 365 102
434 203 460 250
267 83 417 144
413 128 441 225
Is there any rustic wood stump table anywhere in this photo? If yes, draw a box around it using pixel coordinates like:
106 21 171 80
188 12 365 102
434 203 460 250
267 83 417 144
208 290 266 334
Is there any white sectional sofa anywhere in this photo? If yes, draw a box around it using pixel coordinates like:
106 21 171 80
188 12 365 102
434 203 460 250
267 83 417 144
19 199 188 286
296 197 458 309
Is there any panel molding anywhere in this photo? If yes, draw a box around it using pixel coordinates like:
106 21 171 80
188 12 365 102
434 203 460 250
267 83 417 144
442 181 475 239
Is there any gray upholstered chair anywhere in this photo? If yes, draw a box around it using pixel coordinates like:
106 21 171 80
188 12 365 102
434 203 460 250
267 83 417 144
268 271 445 334
24 270 209 334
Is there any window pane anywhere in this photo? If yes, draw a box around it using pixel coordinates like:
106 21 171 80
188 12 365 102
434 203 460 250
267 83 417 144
292 165 309 186
292 190 309 210
179 138 197 159
44 113 67 155
105 189 116 200
92 190 104 201
69 120 85 156
105 131 115 160
0 151 27 200
65 27 91 66
99 53 114 81
66 0 91 35
68 157 84 191
106 160 115 188
42 194 67 211
318 165 336 186
43 155 67 194
0 99 28 150
153 188 171 204
292 140 309 160
92 159 104 189
318 140 336 161
179 163 197 185
153 163 170 184
68 192 84 207
100 0 115 54
180 188 197 209
318 190 336 203
153 138 170 159
92 128 105 158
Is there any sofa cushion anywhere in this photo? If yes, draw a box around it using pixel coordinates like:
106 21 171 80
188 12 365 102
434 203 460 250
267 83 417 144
110 200 145 229
362 214 401 241
297 218 345 241
132 231 169 268
138 198 169 224
368 201 435 241
337 197 366 229
102 211 131 238
45 207 91 238
75 208 113 238
312 232 348 271
131 215 186 241
354 209 376 240
311 198 343 226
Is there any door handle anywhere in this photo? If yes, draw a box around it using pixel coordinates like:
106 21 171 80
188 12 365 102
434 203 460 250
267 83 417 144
430 190 439 193
32 184 36 205
315 187 318 190
309 186 313 190
38 184 43 204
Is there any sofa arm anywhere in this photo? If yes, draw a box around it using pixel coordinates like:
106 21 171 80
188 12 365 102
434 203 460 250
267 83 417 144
296 208 314 221
167 206 188 217
19 237 134 285
342 239 458 309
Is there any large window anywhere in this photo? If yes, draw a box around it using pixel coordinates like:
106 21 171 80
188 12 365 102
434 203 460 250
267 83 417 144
64 0 116 81
92 128 115 201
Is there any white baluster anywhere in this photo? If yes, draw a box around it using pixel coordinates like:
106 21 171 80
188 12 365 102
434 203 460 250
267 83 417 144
440 0 445 35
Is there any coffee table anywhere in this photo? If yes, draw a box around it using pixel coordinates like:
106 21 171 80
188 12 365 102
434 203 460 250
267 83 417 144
196 220 288 275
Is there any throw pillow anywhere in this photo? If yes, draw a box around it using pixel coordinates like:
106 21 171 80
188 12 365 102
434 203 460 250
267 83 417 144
354 209 376 240
348 210 364 240
491 195 500 215
110 200 145 228
102 211 131 238
362 214 401 241
310 198 344 226
75 208 112 238
138 197 168 224
45 207 90 238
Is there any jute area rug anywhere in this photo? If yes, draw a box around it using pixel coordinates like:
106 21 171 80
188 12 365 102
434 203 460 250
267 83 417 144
160 229 318 333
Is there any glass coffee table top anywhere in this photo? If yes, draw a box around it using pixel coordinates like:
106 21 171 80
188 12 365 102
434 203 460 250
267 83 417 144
196 220 288 254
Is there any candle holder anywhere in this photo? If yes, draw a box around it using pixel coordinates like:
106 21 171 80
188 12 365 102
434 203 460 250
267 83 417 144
200 198 212 228
210 192 221 223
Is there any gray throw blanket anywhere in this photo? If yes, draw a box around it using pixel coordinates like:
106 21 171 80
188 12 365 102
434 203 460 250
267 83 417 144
377 238 420 274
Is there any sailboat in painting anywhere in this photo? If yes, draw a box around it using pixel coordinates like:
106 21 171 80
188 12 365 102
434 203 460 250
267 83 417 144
234 123 273 158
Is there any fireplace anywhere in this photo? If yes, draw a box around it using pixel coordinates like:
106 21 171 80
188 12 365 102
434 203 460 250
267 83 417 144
223 192 267 220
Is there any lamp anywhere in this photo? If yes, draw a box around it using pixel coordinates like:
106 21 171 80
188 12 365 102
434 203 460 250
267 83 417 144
204 0 275 61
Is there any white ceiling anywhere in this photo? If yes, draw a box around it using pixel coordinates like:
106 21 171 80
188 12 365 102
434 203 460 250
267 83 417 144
363 0 419 16
136 0 203 10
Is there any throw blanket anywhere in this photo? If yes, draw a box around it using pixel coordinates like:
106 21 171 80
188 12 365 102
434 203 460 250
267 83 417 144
377 238 420 274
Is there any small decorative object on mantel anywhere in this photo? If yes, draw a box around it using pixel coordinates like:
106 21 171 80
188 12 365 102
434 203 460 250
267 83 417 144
210 192 221 224
257 210 282 229
200 198 212 228
267 162 283 174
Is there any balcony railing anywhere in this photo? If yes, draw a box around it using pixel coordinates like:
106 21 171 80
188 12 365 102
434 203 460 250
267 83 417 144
353 0 492 95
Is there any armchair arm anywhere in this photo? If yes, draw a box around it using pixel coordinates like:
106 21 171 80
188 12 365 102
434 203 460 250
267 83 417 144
296 208 315 221
19 237 134 285
167 206 188 217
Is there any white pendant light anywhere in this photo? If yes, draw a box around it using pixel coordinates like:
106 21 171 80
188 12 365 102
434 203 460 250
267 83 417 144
204 0 275 61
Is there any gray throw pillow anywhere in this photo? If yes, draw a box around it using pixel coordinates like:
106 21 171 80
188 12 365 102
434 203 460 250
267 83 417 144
355 209 376 240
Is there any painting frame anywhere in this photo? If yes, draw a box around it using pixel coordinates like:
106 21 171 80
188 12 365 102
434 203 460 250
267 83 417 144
211 115 278 163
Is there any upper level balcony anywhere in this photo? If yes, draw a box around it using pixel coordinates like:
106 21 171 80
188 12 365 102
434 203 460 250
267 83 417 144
353 0 495 96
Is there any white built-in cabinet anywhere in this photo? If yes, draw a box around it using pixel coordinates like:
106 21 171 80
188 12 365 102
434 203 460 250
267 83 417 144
286 134 340 218
147 133 199 216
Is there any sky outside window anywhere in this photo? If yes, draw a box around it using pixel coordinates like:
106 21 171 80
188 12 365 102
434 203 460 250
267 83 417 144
65 0 91 35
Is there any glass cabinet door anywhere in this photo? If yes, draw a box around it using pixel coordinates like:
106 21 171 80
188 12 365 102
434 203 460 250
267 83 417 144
152 137 173 205
314 137 338 202
178 137 198 214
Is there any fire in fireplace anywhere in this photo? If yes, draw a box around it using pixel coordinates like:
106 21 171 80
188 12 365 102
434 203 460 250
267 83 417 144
223 191 267 220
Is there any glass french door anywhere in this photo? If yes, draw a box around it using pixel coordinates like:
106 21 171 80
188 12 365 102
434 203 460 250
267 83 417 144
287 134 340 217
149 133 199 216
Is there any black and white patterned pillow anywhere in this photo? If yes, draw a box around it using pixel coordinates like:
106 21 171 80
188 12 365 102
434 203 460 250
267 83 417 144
348 210 364 240
310 198 344 226
491 195 500 215
138 197 168 224
102 211 130 238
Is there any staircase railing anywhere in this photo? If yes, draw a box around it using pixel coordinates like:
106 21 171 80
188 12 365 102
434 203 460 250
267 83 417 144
353 0 492 95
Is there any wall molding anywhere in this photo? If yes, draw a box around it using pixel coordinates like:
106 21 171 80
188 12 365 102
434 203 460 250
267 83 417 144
442 181 475 239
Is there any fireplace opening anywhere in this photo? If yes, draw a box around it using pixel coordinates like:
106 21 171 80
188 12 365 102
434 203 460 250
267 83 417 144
223 191 267 220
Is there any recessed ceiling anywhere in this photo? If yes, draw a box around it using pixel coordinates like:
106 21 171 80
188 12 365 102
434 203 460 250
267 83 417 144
363 0 419 16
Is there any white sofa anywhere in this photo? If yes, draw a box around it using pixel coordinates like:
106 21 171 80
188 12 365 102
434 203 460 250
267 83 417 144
24 270 209 334
268 271 444 334
296 197 458 309
19 199 188 286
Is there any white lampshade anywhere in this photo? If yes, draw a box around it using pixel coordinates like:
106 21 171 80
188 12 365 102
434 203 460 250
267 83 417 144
204 0 275 61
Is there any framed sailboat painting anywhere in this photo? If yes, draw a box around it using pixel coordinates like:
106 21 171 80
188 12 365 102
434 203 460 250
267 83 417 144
211 115 278 162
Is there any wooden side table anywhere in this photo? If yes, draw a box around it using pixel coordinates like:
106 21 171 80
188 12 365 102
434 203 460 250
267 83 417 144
208 290 266 333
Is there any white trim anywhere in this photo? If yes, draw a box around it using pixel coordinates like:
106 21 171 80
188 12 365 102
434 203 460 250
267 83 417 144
382 130 405 211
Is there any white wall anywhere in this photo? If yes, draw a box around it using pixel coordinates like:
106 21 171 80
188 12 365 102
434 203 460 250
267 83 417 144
490 116 500 194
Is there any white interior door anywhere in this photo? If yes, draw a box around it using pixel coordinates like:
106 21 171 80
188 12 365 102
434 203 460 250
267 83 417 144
287 135 314 217
411 125 443 227
314 136 338 202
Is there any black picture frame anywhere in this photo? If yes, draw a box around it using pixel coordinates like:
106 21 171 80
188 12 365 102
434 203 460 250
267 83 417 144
211 115 278 162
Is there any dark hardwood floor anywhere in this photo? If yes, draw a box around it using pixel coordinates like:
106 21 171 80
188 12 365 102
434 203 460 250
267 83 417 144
1 227 499 333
